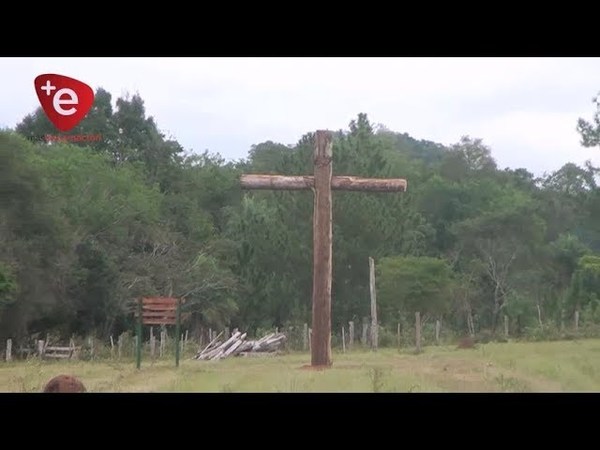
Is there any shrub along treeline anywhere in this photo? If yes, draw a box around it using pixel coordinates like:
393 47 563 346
2 88 600 347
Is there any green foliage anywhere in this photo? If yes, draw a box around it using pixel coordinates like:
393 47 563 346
0 263 17 307
569 255 600 314
377 256 454 324
577 93 600 148
7 88 600 346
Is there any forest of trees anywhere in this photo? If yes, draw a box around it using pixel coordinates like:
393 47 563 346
2 87 600 346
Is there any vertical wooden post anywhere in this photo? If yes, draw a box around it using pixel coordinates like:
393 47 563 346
369 257 378 351
150 327 156 359
6 339 12 362
361 317 368 346
160 330 166 357
308 327 312 353
348 321 354 351
224 327 230 340
575 310 580 332
88 336 94 360
38 340 44 359
110 335 115 359
303 323 308 351
504 315 509 338
342 327 346 353
560 309 565 332
175 298 181 367
415 312 422 354
136 298 142 369
397 323 401 348
311 130 333 367
435 319 441 345
118 334 123 359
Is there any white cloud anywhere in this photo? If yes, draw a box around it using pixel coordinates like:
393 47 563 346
1 57 600 173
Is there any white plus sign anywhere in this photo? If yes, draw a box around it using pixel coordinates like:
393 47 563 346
40 80 56 96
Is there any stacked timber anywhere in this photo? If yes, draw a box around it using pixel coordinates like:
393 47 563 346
195 331 287 361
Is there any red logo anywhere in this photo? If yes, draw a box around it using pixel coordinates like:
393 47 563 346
34 74 94 132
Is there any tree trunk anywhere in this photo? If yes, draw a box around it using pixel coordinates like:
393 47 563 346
467 310 475 337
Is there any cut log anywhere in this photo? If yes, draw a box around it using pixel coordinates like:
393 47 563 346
220 333 247 359
196 331 224 357
195 331 287 360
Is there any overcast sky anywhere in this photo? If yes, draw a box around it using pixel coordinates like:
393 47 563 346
2 57 600 176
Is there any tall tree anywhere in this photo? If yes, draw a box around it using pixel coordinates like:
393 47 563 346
577 92 600 148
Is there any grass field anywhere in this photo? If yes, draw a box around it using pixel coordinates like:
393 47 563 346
2 339 600 392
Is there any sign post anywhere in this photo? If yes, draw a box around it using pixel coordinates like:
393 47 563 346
135 297 181 369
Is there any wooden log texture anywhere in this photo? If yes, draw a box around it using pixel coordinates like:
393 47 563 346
6 339 12 362
416 312 422 353
312 130 333 367
369 257 378 351
196 332 287 360
240 175 407 192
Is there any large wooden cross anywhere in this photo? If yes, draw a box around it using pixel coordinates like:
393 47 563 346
240 130 407 367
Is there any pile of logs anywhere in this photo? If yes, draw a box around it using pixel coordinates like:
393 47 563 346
195 331 287 361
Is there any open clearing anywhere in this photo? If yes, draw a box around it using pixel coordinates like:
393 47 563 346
2 339 600 392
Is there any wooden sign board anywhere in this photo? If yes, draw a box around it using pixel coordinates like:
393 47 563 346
137 297 178 325
134 296 184 369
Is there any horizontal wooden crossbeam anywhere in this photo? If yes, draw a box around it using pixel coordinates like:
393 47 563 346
240 174 407 192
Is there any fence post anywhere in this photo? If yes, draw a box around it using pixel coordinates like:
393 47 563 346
415 312 422 354
38 340 45 359
303 323 308 351
88 336 94 360
6 339 12 362
150 327 156 359
160 329 166 357
118 334 123 359
136 298 142 369
348 321 354 351
361 317 368 346
175 298 181 367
